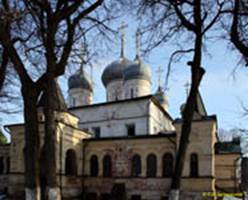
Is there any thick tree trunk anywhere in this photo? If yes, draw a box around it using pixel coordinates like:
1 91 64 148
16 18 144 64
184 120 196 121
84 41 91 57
169 67 204 200
43 77 60 200
170 1 205 198
22 85 40 200
231 0 248 62
170 43 204 188
241 158 248 200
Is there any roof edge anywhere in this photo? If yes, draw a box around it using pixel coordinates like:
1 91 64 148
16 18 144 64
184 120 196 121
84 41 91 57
83 132 176 142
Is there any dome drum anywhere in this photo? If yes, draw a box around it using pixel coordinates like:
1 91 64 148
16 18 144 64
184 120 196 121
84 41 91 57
154 88 169 111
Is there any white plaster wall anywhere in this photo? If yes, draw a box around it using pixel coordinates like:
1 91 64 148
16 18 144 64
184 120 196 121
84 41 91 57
106 80 123 101
123 79 151 99
69 88 92 107
70 98 174 138
81 117 148 138
149 101 175 134
71 98 151 137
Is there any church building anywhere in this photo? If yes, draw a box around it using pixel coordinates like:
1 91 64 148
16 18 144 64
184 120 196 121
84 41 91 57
0 31 241 200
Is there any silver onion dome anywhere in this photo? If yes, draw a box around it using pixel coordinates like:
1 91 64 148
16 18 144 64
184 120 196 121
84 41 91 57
68 70 93 92
101 57 133 87
123 58 151 82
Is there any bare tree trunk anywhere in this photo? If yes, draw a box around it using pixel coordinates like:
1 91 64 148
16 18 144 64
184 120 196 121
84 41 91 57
43 77 60 200
241 158 248 200
169 67 204 200
230 1 248 198
22 85 40 200
231 0 248 62
169 1 205 199
0 49 8 92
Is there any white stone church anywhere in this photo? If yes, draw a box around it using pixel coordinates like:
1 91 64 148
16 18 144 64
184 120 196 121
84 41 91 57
0 34 241 200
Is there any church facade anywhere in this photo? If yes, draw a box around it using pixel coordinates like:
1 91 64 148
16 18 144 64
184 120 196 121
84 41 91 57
0 42 241 200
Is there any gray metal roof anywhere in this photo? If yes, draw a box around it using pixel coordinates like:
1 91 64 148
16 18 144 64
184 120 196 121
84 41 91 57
215 140 241 154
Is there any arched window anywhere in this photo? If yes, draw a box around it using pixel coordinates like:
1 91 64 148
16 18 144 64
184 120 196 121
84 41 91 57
162 153 173 177
103 155 112 177
146 154 157 177
190 153 198 177
6 157 10 174
65 149 77 176
90 155 98 177
0 157 4 174
131 154 141 177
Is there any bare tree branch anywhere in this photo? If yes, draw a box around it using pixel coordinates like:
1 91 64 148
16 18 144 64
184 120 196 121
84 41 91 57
164 48 194 90
230 0 248 64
